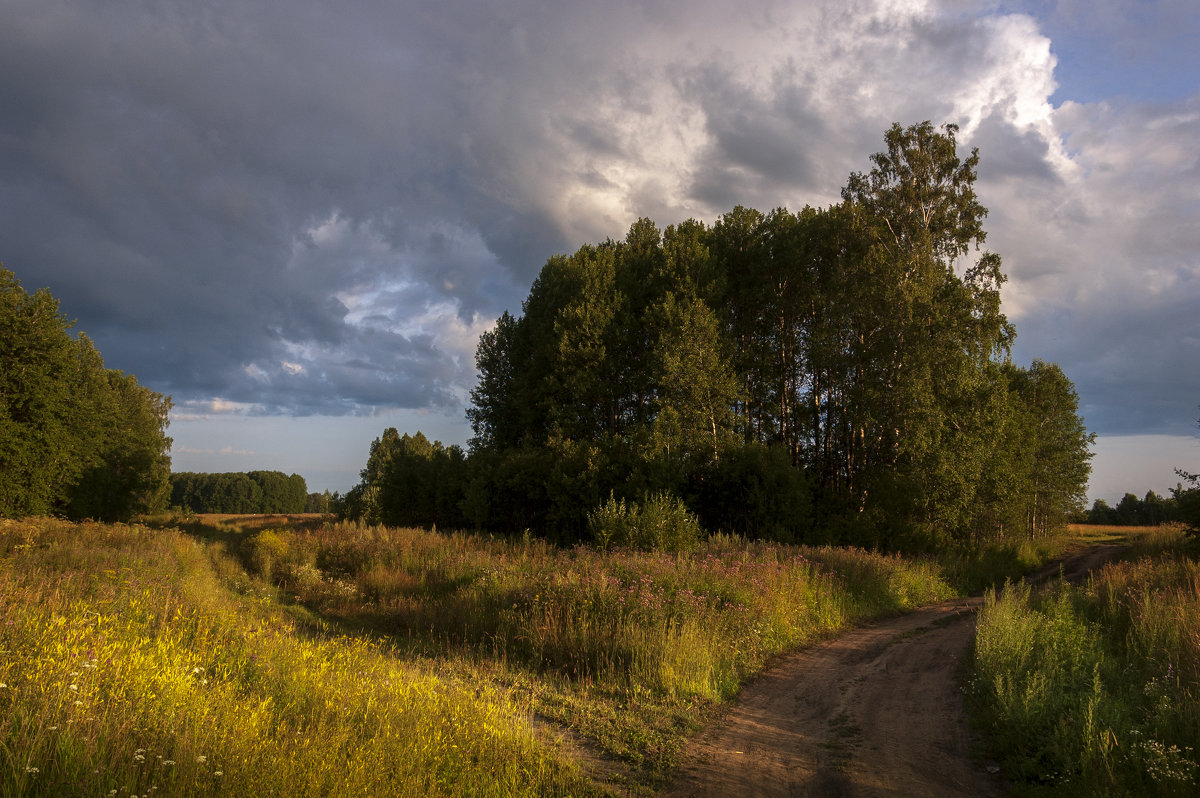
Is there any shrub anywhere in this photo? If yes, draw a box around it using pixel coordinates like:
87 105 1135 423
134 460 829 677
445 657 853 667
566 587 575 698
588 492 703 552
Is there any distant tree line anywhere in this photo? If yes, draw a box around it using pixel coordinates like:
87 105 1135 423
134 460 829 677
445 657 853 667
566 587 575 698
169 471 310 514
1088 407 1200 535
1085 490 1187 526
344 123 1094 548
1 266 173 520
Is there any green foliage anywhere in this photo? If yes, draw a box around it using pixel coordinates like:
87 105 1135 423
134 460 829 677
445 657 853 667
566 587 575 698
1088 490 1184 527
690 442 811 541
0 266 172 519
1174 410 1200 538
169 471 308 514
970 539 1200 795
588 492 703 552
363 122 1092 549
1174 473 1200 538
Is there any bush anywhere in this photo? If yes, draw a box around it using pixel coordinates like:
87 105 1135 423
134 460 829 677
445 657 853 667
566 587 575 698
588 492 703 552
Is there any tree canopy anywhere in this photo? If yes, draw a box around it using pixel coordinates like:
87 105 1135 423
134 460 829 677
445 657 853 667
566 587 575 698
1 266 172 519
349 122 1094 548
169 471 309 515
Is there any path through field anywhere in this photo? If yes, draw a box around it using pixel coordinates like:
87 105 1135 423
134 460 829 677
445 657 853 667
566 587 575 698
664 544 1126 797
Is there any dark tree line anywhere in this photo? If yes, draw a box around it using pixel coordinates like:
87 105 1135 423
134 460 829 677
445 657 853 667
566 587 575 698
347 123 1094 548
1085 490 1187 526
1089 407 1200 534
1 267 173 520
170 471 309 514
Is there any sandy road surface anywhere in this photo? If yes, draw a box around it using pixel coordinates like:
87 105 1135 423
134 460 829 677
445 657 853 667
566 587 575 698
664 545 1126 798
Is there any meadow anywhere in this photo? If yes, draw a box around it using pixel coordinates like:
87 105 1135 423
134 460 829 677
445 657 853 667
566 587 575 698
969 525 1200 796
2 514 1079 795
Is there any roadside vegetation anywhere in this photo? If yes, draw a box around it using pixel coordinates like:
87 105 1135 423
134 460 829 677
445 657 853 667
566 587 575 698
0 517 597 797
969 525 1200 796
2 514 1083 795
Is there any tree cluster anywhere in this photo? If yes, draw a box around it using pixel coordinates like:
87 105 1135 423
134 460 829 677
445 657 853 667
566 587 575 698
1086 490 1187 526
1088 410 1200 534
169 471 309 514
1 267 173 520
340 430 467 528
349 123 1095 548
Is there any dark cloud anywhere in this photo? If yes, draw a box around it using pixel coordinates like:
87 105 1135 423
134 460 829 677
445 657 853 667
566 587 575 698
2 0 1197 475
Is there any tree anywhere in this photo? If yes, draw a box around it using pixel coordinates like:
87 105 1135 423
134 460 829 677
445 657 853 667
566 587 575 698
1 266 172 519
1004 360 1094 536
843 121 987 265
452 123 1091 548
1 268 84 515
1176 406 1200 537
66 369 173 519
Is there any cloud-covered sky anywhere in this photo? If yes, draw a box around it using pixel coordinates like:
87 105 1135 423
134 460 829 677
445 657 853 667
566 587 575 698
3 0 1197 501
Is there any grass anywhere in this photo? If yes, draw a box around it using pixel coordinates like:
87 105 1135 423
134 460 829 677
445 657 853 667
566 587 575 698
209 518 964 786
0 518 594 797
3 514 1086 794
968 524 1200 796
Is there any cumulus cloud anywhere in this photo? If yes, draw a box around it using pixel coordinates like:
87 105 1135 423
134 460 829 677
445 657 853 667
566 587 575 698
1 0 1195 444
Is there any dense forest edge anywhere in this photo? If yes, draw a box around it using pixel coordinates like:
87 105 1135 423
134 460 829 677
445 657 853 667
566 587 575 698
168 471 335 515
1 268 171 520
342 122 1100 551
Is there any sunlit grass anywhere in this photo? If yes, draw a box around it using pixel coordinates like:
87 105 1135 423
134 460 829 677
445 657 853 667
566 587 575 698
0 518 594 797
969 525 1200 796
4 515 1077 793
163 517 965 785
231 522 956 701
1068 523 1165 546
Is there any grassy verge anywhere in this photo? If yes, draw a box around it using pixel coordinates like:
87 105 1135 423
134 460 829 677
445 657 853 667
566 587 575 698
968 525 1200 796
0 518 595 797
219 519 963 787
3 515 1085 794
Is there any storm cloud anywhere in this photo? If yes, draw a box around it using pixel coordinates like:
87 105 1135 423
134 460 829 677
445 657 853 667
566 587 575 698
2 0 1197 470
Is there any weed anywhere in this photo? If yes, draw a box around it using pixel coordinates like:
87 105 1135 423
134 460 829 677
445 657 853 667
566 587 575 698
968 531 1200 796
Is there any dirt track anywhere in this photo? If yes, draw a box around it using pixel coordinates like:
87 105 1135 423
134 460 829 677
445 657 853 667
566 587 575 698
664 544 1126 798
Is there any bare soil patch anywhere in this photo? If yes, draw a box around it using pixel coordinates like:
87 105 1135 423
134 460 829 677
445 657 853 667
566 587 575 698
664 544 1125 797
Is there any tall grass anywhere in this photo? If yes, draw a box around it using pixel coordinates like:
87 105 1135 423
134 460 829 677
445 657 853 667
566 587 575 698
0 518 594 797
969 526 1200 796
4 514 1070 793
234 521 955 702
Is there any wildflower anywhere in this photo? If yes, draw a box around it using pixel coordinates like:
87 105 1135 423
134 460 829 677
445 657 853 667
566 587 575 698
48 726 57 731
25 766 39 774
163 760 175 766
213 771 223 777
69 684 78 691
0 683 6 688
195 756 207 764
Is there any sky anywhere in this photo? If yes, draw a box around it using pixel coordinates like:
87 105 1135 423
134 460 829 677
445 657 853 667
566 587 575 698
2 0 1198 504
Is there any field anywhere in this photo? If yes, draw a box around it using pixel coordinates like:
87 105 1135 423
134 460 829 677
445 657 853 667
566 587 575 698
2 515 1083 795
970 525 1200 796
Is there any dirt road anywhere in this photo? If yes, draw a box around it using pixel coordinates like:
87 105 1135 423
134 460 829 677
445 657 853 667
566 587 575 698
664 545 1126 798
